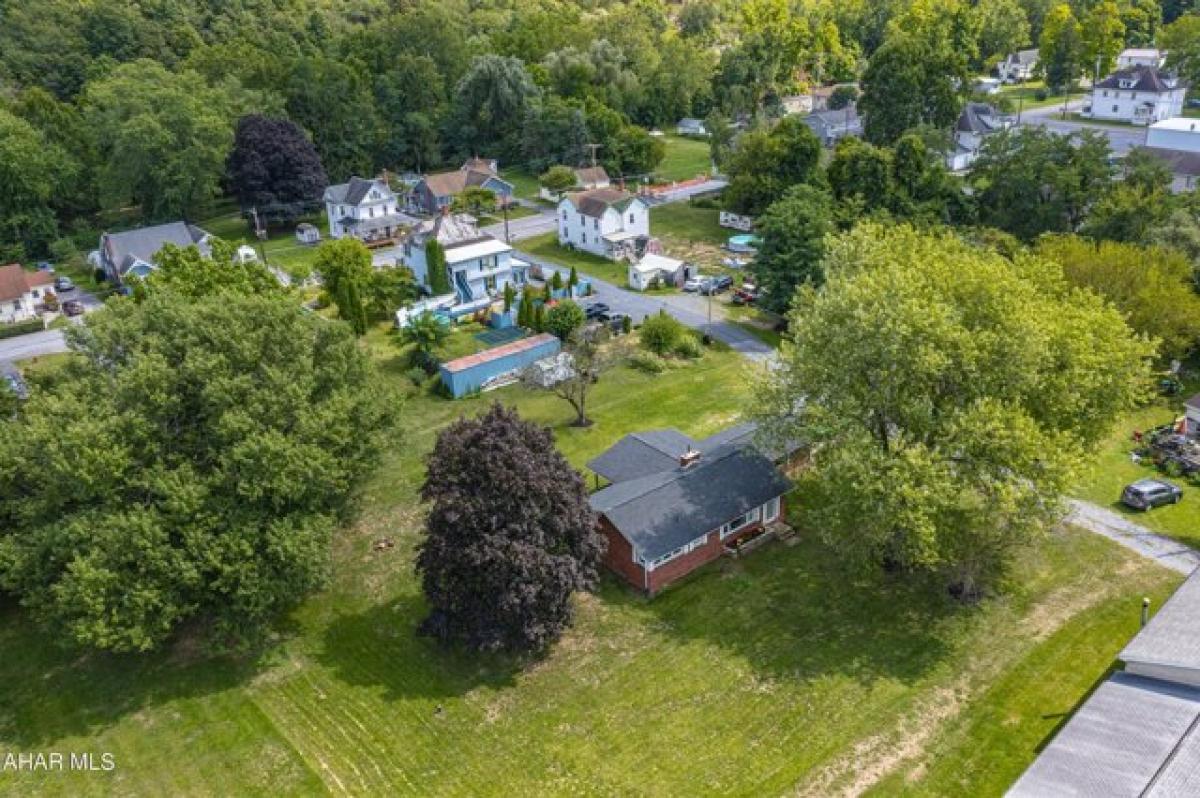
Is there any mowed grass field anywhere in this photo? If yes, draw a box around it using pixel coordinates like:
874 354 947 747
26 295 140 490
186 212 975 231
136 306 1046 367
0 325 1184 796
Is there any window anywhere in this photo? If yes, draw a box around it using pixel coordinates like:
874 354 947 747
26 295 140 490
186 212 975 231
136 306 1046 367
1113 105 1119 113
582 233 587 243
579 213 585 225
629 213 635 224
643 533 707 571
562 210 567 220
763 496 781 523
719 508 761 540
593 218 598 230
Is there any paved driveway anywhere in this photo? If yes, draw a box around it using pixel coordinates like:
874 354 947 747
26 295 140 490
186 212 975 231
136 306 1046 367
0 329 68 366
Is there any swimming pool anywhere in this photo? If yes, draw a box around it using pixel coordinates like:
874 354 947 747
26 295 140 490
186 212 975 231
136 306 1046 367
727 234 761 253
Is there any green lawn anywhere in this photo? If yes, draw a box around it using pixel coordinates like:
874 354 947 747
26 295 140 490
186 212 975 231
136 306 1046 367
0 324 1186 796
194 210 328 279
655 134 712 183
500 168 541 200
519 232 630 286
1074 391 1200 549
997 80 1071 111
650 203 726 246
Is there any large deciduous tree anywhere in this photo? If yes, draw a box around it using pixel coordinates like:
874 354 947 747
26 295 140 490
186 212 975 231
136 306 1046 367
723 116 821 215
83 59 268 219
416 404 602 652
971 127 1112 239
1036 235 1200 360
143 239 281 299
0 293 396 652
0 108 75 261
226 115 327 225
1038 4 1084 91
757 224 1152 598
750 185 835 313
451 55 541 161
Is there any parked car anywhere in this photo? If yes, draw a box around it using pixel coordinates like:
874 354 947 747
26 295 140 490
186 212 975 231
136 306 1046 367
584 302 610 319
1121 478 1183 511
54 276 75 292
701 275 733 295
62 300 85 317
35 261 54 273
683 276 709 292
732 287 758 305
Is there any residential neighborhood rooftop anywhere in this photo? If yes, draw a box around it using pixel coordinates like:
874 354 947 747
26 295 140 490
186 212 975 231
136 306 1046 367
1122 566 1200 669
325 176 388 206
1094 65 1186 93
0 264 54 302
589 440 793 561
566 188 638 218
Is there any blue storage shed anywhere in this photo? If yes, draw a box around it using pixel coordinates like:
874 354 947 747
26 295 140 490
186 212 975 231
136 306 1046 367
439 333 561 398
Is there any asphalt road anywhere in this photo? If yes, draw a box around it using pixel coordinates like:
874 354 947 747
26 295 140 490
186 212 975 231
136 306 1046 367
1016 100 1149 156
0 329 68 365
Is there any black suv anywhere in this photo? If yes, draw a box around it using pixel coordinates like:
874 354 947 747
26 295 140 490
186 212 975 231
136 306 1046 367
1121 479 1183 511
701 275 733 295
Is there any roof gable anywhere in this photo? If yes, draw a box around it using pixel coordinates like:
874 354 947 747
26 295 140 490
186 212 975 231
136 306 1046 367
563 188 641 218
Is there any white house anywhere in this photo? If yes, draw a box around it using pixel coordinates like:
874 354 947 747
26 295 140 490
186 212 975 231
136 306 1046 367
998 49 1038 82
98 221 212 284
947 102 1015 171
1140 118 1200 191
0 263 54 324
628 253 690 291
1085 66 1187 125
401 213 528 313
324 176 405 244
1118 48 1167 69
557 188 650 261
676 118 707 136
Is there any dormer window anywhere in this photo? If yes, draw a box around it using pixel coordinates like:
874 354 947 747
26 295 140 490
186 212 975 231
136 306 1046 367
1119 79 1134 89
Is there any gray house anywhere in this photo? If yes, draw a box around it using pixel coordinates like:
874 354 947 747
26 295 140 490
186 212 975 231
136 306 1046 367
98 221 211 284
1009 569 1200 796
803 104 863 147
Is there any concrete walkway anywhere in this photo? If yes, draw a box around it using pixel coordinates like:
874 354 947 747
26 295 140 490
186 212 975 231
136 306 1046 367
1066 499 1200 575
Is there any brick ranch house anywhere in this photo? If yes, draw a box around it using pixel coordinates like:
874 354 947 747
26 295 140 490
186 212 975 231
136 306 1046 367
587 423 794 595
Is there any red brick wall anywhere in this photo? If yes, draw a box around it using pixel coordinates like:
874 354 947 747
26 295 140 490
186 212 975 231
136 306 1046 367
601 495 787 596
599 517 647 591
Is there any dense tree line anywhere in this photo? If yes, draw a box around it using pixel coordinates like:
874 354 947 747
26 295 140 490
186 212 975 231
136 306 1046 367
2 0 1180 263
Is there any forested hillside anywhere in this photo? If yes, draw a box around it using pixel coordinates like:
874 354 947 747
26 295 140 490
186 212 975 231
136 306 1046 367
0 0 1191 263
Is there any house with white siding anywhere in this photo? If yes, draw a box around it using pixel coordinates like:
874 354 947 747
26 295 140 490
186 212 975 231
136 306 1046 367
1084 66 1187 125
557 188 650 261
324 177 405 244
401 213 528 313
0 264 54 324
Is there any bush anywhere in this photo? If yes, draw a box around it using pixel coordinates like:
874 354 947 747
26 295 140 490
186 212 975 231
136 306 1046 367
639 311 684 355
630 351 667 373
411 348 441 375
621 315 632 334
405 366 428 387
93 267 108 284
689 195 722 210
1164 459 1185 478
1034 88 1048 102
674 333 703 359
0 319 44 340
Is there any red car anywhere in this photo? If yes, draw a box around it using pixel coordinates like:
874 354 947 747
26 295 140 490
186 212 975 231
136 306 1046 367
731 288 758 305
62 300 85 317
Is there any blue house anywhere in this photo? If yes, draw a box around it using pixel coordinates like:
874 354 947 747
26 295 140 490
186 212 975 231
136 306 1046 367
402 213 529 311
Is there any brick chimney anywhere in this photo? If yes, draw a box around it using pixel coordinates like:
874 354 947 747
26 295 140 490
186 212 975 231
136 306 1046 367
679 448 701 469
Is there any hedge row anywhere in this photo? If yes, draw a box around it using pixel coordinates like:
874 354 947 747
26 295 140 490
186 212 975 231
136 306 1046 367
0 318 45 340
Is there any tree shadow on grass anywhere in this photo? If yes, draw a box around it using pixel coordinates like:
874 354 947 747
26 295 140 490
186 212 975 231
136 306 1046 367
0 605 288 748
612 535 965 689
314 592 522 702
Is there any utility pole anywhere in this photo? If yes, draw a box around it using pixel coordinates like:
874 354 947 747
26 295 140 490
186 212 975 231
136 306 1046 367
502 197 511 244
585 143 601 168
250 206 267 263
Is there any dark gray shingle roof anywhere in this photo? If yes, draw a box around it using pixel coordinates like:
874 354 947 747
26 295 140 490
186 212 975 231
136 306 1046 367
102 222 210 278
1094 65 1187 94
587 429 694 483
1008 672 1200 797
589 443 793 561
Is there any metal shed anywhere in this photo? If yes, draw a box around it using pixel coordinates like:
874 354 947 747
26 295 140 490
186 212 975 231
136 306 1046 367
438 333 561 398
